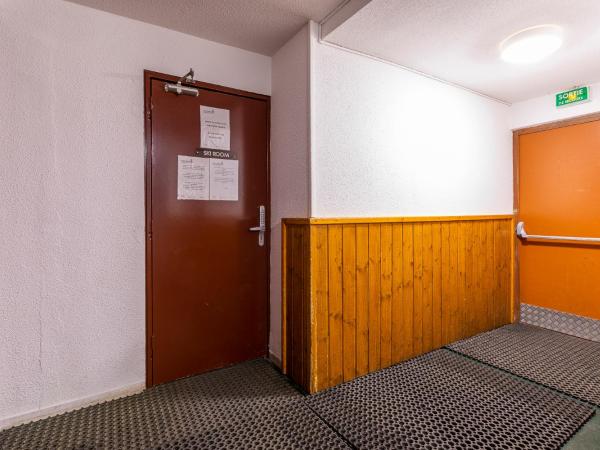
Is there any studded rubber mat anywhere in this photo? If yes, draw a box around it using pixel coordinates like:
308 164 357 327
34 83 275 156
306 349 594 450
0 359 350 450
448 323 600 406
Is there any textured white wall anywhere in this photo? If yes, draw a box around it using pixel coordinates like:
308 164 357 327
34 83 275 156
510 80 600 130
269 25 311 361
0 0 270 428
311 36 513 217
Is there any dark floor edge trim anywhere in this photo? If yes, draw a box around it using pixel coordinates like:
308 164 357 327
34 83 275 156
302 401 359 450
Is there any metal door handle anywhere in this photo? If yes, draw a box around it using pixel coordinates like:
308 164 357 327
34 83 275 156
516 221 600 243
249 205 266 246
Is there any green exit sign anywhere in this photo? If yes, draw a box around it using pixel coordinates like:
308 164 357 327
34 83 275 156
556 87 589 107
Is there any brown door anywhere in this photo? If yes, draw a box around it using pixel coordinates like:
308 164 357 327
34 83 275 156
145 72 270 385
517 116 600 320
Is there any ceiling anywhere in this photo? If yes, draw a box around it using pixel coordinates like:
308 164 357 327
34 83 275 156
323 0 600 103
68 0 344 55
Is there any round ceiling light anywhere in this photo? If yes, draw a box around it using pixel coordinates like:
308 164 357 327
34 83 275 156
500 25 563 64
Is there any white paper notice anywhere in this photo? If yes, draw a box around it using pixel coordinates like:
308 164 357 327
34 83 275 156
209 159 238 201
200 106 230 151
177 156 209 200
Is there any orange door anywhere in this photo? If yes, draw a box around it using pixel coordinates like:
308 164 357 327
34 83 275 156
518 118 600 320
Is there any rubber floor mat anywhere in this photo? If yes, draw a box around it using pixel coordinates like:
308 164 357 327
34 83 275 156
448 323 600 406
0 359 350 450
306 349 594 450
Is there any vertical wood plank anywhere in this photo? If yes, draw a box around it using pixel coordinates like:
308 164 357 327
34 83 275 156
310 225 329 392
457 222 467 340
281 222 288 374
355 224 370 376
431 222 443 349
391 223 404 363
368 224 381 372
291 226 305 386
485 221 495 330
477 221 487 334
413 223 424 356
448 222 459 343
380 223 393 368
342 224 357 382
478 221 488 331
286 226 296 379
493 221 502 328
402 224 414 359
470 221 482 335
464 221 474 338
422 223 433 353
503 220 512 325
440 222 451 345
510 217 517 323
494 221 510 327
302 226 311 387
327 225 343 386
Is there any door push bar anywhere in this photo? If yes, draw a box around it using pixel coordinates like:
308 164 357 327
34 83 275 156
249 205 266 247
516 221 600 243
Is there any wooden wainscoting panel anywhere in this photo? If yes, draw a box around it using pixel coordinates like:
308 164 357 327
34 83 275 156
310 225 329 392
368 224 381 372
422 223 434 353
355 224 370 377
327 225 344 387
467 221 479 336
413 223 424 356
402 223 415 360
494 220 511 328
282 216 514 393
391 224 404 362
380 223 393 368
431 222 443 348
341 224 357 382
282 223 310 389
440 223 452 345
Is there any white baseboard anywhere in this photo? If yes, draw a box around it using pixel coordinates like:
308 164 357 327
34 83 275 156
0 381 145 431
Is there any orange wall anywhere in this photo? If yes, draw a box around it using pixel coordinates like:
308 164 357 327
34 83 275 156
518 119 600 320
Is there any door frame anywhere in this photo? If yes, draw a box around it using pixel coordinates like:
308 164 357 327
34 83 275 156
143 70 271 387
511 111 600 323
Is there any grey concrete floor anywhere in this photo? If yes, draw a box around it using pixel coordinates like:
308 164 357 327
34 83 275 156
563 409 600 449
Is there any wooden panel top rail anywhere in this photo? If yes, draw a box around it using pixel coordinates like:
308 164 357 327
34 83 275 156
283 215 514 225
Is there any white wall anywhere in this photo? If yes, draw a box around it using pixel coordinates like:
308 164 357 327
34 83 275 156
510 80 600 130
269 25 311 361
0 0 270 428
0 0 523 427
310 32 513 217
